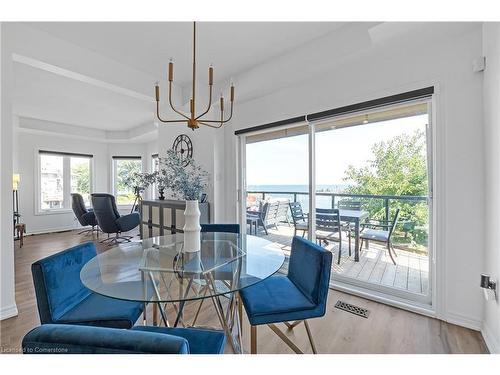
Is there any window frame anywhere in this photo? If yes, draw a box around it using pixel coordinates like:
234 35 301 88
36 149 94 215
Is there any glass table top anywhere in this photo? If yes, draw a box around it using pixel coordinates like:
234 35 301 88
80 233 285 303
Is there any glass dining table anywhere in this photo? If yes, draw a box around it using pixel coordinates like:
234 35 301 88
80 232 285 353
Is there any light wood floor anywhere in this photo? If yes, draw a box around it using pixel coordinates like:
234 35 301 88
0 229 488 354
264 225 429 295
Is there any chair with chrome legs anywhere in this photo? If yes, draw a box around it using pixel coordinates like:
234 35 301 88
91 193 140 244
239 236 332 354
71 193 99 236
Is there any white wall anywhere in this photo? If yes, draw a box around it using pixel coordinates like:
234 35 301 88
14 119 152 234
0 23 18 320
481 22 500 354
223 26 486 329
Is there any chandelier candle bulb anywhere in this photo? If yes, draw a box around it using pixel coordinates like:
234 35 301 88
220 96 224 112
168 61 173 81
155 83 160 101
231 85 235 102
209 65 213 85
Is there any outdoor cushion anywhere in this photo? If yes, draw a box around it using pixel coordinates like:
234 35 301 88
132 326 226 354
360 228 389 242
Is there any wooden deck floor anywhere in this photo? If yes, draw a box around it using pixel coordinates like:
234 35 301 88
261 224 429 296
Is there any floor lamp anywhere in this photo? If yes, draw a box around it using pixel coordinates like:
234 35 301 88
13 173 20 239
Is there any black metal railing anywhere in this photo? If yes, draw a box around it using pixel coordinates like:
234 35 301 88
247 190 428 222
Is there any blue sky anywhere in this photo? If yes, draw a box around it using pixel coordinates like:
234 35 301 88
246 114 428 186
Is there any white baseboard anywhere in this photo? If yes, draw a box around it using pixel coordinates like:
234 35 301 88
0 304 19 320
26 225 82 236
481 322 499 354
444 311 482 331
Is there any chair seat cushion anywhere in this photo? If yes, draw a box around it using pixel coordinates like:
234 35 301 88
132 326 226 354
239 274 316 325
55 293 143 329
294 222 308 231
360 228 389 242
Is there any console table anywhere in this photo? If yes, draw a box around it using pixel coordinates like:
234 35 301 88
140 199 210 239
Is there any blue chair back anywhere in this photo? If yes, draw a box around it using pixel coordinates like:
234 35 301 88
288 236 332 309
22 324 190 354
32 242 96 323
201 224 240 234
91 193 121 234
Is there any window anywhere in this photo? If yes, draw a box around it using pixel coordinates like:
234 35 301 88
113 156 142 205
39 151 93 212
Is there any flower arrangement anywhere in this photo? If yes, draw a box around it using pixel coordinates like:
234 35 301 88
159 149 208 201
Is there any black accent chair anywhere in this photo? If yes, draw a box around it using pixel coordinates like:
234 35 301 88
91 193 140 244
71 193 99 236
359 208 401 265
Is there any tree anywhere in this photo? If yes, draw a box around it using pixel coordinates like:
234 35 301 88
343 129 429 245
71 163 90 195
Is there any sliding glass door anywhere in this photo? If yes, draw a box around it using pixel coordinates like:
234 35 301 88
239 95 433 306
313 100 432 303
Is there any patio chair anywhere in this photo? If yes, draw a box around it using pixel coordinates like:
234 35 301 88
289 202 308 237
359 208 400 265
276 200 291 226
315 208 351 265
246 201 279 235
337 199 362 211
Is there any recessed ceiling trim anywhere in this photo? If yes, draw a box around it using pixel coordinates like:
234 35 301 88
12 53 153 103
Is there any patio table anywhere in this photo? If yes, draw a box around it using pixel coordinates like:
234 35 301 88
308 209 369 262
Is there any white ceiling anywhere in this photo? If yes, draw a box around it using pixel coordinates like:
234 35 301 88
10 22 481 139
26 22 346 84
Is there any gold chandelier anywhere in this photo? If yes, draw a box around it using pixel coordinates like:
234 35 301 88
155 22 234 131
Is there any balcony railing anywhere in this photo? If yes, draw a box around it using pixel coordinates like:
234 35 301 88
247 190 428 222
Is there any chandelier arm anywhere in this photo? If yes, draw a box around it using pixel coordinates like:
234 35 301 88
199 121 223 129
168 81 190 120
156 101 188 123
194 84 213 120
199 102 233 124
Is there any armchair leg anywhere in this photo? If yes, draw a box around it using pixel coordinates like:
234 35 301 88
304 320 317 354
251 325 257 354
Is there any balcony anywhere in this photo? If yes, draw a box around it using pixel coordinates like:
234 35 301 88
247 191 429 297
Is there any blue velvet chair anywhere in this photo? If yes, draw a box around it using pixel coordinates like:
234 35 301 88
71 193 99 236
201 223 240 233
239 236 332 354
91 193 140 244
22 324 225 354
32 242 144 329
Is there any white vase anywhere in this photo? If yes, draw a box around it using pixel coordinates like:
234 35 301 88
183 200 201 253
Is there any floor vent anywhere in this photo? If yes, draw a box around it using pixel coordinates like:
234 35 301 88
334 300 370 318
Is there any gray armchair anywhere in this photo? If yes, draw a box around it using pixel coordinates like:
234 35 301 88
71 193 99 236
91 193 140 244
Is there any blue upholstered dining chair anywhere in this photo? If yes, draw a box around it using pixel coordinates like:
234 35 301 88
31 242 144 329
201 223 240 233
22 324 226 354
91 193 140 244
239 236 332 354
